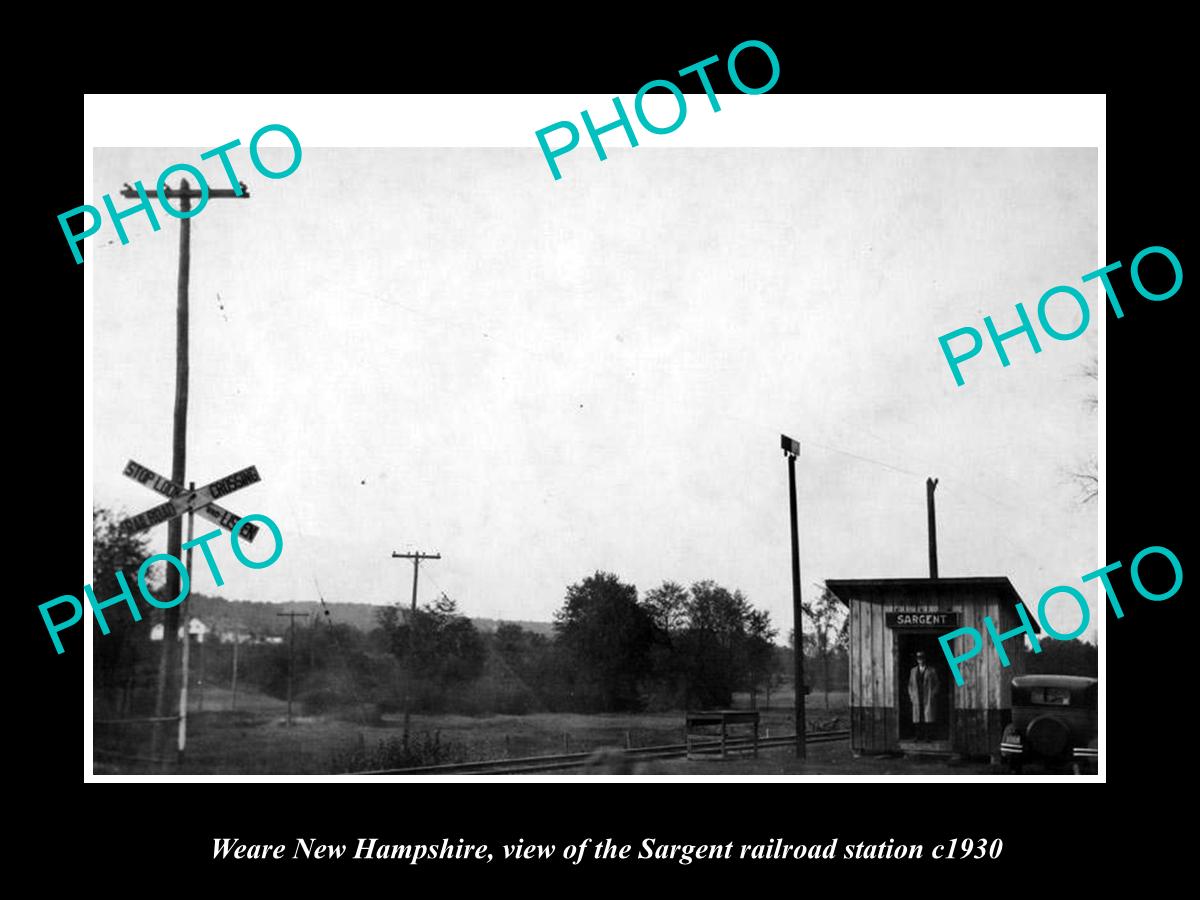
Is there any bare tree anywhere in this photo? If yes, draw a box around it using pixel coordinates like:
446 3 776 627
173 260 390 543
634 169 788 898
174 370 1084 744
1071 467 1098 504
802 584 848 709
1070 362 1099 504
1081 361 1098 410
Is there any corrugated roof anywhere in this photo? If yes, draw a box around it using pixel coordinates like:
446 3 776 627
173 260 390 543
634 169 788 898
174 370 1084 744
825 576 1042 633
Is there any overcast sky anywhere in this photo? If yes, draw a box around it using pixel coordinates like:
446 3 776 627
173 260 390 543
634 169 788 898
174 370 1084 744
92 147 1098 640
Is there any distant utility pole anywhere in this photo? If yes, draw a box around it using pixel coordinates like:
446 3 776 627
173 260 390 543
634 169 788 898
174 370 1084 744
308 618 316 671
392 551 441 742
275 611 306 727
122 178 250 761
230 635 240 711
781 435 806 759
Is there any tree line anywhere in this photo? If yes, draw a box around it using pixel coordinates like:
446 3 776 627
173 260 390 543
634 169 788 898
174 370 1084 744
377 572 784 713
90 507 791 717
92 505 1094 722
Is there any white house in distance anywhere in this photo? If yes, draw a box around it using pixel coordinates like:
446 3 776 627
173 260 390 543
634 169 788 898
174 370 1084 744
149 618 210 643
219 631 284 645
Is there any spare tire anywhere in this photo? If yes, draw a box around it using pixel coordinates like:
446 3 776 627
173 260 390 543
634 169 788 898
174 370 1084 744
1027 715 1070 759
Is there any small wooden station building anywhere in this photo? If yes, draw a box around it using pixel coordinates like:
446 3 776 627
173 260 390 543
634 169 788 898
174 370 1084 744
826 575 1041 760
823 479 1041 760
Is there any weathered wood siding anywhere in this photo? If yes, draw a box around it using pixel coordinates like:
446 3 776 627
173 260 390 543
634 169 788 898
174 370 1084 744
848 585 1027 756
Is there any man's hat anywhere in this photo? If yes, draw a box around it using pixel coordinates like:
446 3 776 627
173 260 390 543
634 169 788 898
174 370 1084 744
915 651 927 658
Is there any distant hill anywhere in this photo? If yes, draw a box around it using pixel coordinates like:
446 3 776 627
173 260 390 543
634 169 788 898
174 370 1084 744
184 594 554 638
470 618 556 637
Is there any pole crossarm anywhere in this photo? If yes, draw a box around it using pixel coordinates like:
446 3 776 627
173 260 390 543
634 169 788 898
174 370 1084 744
120 182 250 199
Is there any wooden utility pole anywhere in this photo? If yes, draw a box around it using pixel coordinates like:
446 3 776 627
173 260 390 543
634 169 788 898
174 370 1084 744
231 636 239 711
926 477 940 578
123 178 250 762
275 611 306 726
392 551 441 742
177 483 195 765
781 435 806 759
308 619 316 671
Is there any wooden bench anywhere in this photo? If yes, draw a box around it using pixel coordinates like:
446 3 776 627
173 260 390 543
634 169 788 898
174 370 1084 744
685 710 760 760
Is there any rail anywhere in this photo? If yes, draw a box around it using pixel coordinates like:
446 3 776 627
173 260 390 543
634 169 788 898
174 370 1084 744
353 730 849 775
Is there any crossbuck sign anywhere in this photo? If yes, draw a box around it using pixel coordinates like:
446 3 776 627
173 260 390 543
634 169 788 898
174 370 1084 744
121 460 262 542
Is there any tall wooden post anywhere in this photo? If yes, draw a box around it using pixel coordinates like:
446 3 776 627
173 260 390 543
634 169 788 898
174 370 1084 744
287 616 294 726
231 637 239 711
782 435 806 759
151 186 190 764
405 556 420 744
926 477 940 578
177 481 194 765
126 178 249 762
275 611 305 726
392 551 441 744
198 625 206 712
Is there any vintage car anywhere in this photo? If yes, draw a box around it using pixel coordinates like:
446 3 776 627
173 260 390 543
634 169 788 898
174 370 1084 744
1001 675 1097 773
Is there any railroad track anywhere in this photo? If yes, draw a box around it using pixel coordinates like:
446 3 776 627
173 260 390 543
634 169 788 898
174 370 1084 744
356 730 849 775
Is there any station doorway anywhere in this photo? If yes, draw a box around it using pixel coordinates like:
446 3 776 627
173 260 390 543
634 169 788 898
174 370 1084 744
896 632 952 742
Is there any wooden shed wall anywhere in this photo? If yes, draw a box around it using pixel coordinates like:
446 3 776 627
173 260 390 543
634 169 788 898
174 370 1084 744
848 586 1029 757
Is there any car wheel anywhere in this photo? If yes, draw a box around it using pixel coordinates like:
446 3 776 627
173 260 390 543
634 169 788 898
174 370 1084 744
1027 715 1070 758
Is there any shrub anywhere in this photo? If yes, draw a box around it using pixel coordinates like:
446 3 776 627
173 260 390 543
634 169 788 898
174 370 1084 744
299 687 343 715
329 731 465 773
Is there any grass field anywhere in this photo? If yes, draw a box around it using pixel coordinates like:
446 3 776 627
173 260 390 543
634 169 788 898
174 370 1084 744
93 687 851 775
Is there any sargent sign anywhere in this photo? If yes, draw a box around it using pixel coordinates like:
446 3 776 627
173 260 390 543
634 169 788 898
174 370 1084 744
886 611 960 629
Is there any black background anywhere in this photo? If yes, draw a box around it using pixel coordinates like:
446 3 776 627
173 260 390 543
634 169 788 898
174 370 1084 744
18 21 1189 888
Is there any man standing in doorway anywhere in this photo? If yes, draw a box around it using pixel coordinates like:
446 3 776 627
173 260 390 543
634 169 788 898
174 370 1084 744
908 651 940 741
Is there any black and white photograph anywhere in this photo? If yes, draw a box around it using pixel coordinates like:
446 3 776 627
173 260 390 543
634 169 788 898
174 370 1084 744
86 137 1099 778
13 19 1190 884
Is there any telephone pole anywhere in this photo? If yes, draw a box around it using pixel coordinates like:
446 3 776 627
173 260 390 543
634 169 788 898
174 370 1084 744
123 178 250 761
392 551 441 742
781 435 807 759
231 635 240 711
275 611 306 727
177 481 195 765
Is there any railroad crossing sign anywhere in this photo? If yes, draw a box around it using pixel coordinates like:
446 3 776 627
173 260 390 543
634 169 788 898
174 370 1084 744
121 459 262 542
